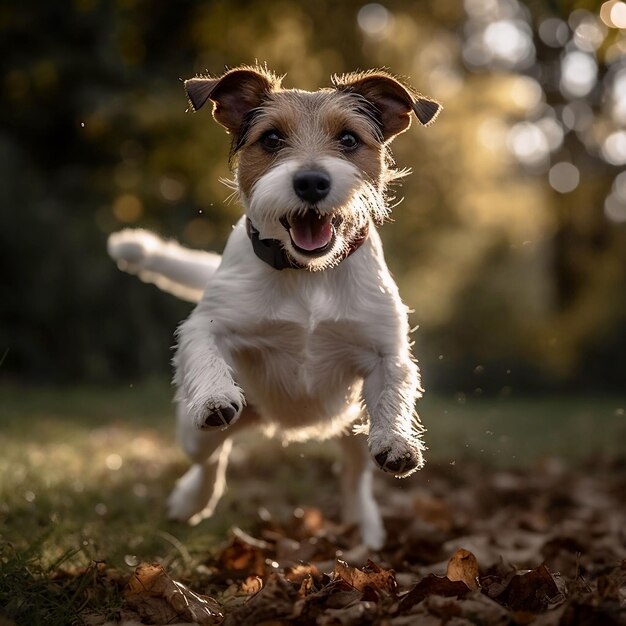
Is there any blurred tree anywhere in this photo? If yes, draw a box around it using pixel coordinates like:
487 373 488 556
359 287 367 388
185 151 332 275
1 0 624 392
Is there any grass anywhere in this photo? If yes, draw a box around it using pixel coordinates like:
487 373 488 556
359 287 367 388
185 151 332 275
0 381 625 623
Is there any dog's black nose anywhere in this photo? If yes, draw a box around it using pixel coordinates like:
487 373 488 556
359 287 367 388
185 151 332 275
293 170 331 203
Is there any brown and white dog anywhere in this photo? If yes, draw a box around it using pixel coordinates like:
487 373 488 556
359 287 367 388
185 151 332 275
108 65 441 549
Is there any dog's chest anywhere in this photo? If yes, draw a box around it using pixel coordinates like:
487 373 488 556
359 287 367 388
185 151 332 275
216 272 372 401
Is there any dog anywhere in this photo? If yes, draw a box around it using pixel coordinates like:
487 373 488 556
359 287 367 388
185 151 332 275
108 65 441 549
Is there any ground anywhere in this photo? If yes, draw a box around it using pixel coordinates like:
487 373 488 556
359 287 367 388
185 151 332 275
0 383 625 625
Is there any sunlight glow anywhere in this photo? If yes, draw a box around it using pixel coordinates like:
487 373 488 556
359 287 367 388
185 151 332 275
560 51 598 98
507 122 549 166
536 116 564 151
611 2 626 28
483 20 534 68
509 76 543 111
105 453 123 470
463 1 535 70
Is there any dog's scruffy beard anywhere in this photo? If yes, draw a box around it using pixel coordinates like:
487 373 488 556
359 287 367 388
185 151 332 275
240 155 394 271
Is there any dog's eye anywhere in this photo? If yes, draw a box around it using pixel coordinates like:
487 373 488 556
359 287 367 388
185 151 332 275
260 130 285 153
339 132 359 151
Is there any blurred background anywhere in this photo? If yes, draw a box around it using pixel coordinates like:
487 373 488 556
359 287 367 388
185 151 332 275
2 0 626 397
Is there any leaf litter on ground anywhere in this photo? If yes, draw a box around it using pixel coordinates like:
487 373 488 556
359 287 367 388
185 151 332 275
2 457 626 624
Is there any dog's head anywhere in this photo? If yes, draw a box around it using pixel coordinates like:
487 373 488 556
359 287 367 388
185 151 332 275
185 65 440 270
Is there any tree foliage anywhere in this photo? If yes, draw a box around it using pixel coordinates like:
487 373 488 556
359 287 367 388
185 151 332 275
1 0 625 390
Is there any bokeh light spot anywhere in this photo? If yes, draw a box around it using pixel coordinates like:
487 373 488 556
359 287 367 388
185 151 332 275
357 4 391 37
483 20 534 68
184 218 214 246
105 453 123 470
573 15 606 52
610 1 626 28
538 18 569 47
604 193 626 221
112 194 143 223
159 176 186 202
560 51 597 98
612 170 626 200
561 101 593 131
507 122 549 166
549 162 580 193
509 76 543 111
602 130 626 164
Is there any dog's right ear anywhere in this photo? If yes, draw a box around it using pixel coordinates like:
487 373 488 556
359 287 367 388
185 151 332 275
184 67 281 135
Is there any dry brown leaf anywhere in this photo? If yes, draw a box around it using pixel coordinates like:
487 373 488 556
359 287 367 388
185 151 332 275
292 578 363 620
284 563 321 586
446 548 480 590
487 564 561 613
124 563 223 625
332 559 397 598
398 574 471 612
216 535 267 577
299 507 325 536
222 572 299 626
241 575 263 595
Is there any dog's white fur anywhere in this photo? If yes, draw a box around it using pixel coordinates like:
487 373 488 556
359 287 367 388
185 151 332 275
108 68 440 549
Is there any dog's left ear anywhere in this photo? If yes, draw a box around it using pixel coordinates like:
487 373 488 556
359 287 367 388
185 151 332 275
333 71 441 141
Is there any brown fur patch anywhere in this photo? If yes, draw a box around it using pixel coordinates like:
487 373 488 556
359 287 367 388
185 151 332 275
236 90 386 197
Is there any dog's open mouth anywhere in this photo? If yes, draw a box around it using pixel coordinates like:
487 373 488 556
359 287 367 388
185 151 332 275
281 212 340 256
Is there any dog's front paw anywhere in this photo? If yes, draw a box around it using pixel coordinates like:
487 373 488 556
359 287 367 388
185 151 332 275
187 391 244 430
369 432 423 477
199 398 242 428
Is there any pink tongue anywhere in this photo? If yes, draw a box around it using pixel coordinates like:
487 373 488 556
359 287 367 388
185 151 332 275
290 213 333 251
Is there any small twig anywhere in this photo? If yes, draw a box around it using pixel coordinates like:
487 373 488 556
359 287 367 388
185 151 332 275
158 531 193 570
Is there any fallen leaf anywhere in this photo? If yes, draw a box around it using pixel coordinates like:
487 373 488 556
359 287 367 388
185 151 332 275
445 548 480 590
124 563 223 625
292 578 363 620
489 564 561 612
332 559 397 599
398 574 471 612
222 572 298 626
241 575 263 595
284 563 321 586
215 534 267 578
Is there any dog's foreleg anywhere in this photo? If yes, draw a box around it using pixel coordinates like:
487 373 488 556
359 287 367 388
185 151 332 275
338 433 385 550
362 354 425 477
174 306 245 430
167 402 256 524
167 439 232 525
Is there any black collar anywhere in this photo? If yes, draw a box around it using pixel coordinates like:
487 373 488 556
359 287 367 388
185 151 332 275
245 218 369 271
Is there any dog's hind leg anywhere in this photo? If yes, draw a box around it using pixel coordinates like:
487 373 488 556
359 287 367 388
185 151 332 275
338 432 386 550
167 403 257 525
107 229 221 303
